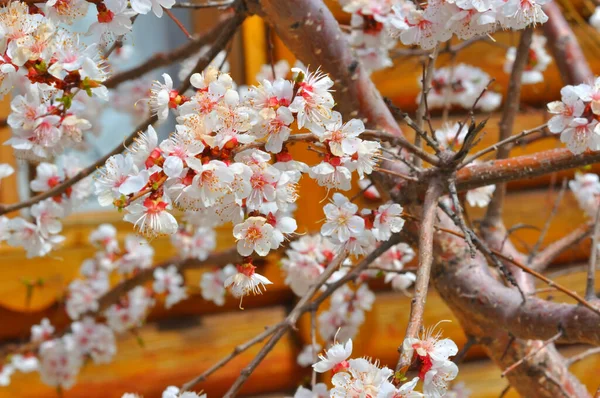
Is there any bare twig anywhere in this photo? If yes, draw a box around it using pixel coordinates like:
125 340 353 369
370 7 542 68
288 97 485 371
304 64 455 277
448 178 476 257
501 330 563 377
566 347 600 367
104 13 241 89
461 123 547 167
172 0 234 8
164 7 193 39
414 45 440 167
587 206 600 300
527 179 567 263
532 224 593 272
542 2 594 85
485 27 534 225
395 179 443 373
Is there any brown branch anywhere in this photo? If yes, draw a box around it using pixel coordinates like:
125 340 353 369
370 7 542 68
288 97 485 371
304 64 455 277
461 123 547 167
527 179 567 264
531 224 592 272
164 7 194 39
587 206 600 300
484 27 534 225
172 0 234 8
566 347 600 367
455 148 600 192
247 0 402 137
542 2 594 85
413 45 440 167
501 330 563 377
395 179 443 373
0 8 246 216
104 13 239 89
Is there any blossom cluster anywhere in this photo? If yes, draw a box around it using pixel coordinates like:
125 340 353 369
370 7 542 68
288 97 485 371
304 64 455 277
296 328 459 398
0 159 92 258
95 65 382 265
123 386 205 398
547 78 600 154
336 0 549 74
503 33 551 85
0 223 197 390
0 2 111 161
569 172 600 219
418 64 502 112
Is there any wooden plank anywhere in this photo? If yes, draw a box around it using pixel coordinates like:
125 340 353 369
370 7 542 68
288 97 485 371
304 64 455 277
0 307 306 398
0 187 592 340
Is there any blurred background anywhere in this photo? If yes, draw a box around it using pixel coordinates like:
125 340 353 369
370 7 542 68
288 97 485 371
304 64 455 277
0 1 600 397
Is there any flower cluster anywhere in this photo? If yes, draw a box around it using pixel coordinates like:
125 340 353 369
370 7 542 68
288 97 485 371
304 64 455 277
305 331 458 397
336 0 549 74
503 33 551 85
123 386 206 398
389 0 549 50
96 66 382 267
419 64 502 112
569 172 600 218
0 159 92 258
401 324 459 397
0 2 112 161
547 79 600 154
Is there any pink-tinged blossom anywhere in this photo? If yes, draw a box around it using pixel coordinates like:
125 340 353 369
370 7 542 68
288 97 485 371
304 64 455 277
297 343 322 367
318 112 364 156
118 234 155 273
309 161 352 191
293 383 329 398
66 279 103 320
200 264 237 306
87 0 135 45
148 73 175 121
373 203 405 241
31 318 55 343
223 262 273 300
160 129 205 178
313 339 353 373
130 0 175 17
38 335 83 390
129 125 159 168
171 226 216 261
71 317 116 364
186 159 235 207
30 199 65 238
321 193 365 243
289 67 335 129
330 357 395 397
153 265 188 309
434 123 468 151
123 196 179 238
233 216 279 256
104 286 154 333
95 153 149 207
423 360 459 398
547 86 586 133
560 118 600 154
466 184 496 208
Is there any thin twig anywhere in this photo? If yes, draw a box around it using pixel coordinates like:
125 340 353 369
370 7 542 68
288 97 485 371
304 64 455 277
453 336 477 364
172 0 234 8
164 7 194 39
527 179 567 264
461 123 547 167
414 45 440 167
532 224 593 271
180 324 279 391
501 330 563 377
448 178 476 257
484 27 534 225
586 205 600 300
566 347 600 367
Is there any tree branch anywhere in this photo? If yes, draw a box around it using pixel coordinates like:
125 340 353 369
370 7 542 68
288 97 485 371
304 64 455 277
396 179 443 372
542 2 594 85
484 27 533 226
